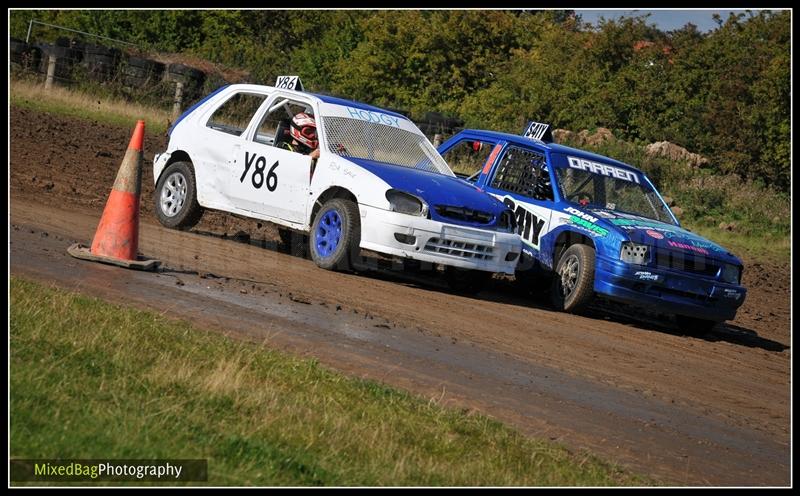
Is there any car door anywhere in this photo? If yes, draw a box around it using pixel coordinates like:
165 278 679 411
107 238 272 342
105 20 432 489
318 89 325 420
232 95 314 224
483 144 556 255
201 91 269 211
438 136 501 185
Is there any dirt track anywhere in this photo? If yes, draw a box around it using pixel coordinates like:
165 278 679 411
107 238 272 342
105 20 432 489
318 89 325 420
9 106 791 486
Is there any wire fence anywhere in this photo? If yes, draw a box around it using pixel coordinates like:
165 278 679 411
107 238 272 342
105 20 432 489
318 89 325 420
11 21 466 138
10 22 250 119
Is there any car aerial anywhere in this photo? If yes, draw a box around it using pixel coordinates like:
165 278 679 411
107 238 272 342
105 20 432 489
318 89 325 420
438 123 746 332
152 78 521 291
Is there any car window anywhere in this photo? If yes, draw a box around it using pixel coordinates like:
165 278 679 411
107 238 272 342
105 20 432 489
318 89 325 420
206 92 267 137
441 139 495 182
254 99 312 147
490 145 554 202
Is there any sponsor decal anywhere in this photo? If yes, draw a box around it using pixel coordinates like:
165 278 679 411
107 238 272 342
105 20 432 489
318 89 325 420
667 240 709 255
634 271 662 282
565 206 598 223
612 218 669 229
645 229 664 240
346 107 401 127
564 206 608 237
594 210 615 218
722 288 742 300
568 216 609 237
567 156 640 183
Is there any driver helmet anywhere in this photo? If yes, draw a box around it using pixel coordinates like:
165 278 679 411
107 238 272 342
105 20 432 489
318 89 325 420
289 112 318 153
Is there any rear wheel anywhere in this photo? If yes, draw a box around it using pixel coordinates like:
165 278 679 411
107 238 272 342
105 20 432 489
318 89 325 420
551 243 595 313
309 198 360 271
154 161 204 230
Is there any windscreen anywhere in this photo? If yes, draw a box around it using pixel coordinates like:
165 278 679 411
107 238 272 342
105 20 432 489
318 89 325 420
555 156 675 225
320 115 454 176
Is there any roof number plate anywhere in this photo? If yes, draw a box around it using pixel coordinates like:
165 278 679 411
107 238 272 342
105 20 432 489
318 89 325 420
522 121 552 142
275 76 304 91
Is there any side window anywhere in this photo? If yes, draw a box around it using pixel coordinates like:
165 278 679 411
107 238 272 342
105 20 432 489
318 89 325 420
440 139 495 181
490 145 554 202
206 92 267 137
254 99 313 149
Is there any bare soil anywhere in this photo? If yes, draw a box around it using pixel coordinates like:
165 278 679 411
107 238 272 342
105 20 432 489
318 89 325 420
9 106 791 486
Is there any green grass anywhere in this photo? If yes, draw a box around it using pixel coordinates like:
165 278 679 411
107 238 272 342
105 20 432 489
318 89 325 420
10 277 647 486
11 78 172 136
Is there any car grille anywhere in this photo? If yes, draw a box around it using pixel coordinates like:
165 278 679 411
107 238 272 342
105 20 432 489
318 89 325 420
434 205 494 225
653 250 720 278
424 238 495 260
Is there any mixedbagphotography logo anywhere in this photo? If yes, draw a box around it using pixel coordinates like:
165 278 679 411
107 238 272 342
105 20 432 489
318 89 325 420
10 459 208 482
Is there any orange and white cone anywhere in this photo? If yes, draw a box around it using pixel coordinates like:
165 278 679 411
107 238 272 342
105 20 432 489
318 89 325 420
68 120 159 270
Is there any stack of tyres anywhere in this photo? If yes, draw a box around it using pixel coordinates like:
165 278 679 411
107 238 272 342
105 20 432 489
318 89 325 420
9 37 41 72
164 63 206 101
82 44 121 82
121 55 166 88
417 111 465 137
35 43 76 81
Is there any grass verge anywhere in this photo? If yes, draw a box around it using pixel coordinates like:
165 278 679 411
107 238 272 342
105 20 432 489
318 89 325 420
10 277 647 487
10 78 172 136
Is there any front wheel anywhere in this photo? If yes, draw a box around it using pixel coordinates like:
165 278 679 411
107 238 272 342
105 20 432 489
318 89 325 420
309 198 360 271
154 161 203 230
551 243 595 313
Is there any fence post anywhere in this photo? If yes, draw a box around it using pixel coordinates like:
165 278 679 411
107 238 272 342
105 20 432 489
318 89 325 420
172 81 184 120
44 53 57 90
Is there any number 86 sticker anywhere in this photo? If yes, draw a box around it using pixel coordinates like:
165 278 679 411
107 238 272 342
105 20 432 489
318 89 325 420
242 151 278 192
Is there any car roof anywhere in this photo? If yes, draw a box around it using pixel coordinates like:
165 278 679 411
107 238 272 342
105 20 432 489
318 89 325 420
459 128 643 174
220 84 408 121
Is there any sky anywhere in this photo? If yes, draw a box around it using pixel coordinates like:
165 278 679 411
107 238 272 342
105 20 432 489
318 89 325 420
575 9 766 33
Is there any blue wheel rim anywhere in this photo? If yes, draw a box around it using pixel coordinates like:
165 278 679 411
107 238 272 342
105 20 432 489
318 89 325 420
315 208 343 258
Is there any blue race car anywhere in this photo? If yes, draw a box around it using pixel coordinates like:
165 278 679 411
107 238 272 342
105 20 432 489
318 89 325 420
438 123 746 332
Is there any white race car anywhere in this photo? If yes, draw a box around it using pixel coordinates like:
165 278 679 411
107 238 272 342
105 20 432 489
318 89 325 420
153 79 520 290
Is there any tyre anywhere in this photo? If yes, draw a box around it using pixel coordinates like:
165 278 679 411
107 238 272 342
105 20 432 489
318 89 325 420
551 243 595 313
445 266 491 294
309 198 360 271
154 161 204 230
675 315 718 336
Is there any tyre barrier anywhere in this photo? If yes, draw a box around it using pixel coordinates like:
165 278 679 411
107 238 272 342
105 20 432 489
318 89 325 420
55 36 85 63
165 63 206 99
417 111 465 136
121 55 166 88
82 44 122 82
10 38 42 70
35 43 78 80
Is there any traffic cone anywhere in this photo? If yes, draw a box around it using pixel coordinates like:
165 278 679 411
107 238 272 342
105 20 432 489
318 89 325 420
67 120 160 271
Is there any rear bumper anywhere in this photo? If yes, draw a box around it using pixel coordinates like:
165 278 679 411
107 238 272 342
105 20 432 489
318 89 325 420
358 204 521 274
594 255 747 322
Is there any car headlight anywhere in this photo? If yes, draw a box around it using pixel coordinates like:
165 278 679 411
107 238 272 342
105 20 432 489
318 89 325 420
620 242 649 265
386 189 428 217
720 264 742 284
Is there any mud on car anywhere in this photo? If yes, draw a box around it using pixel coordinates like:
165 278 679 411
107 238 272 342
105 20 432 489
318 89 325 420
438 123 747 331
153 79 521 291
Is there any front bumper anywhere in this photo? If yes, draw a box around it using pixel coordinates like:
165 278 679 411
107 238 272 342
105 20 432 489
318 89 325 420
594 255 747 322
358 204 521 274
